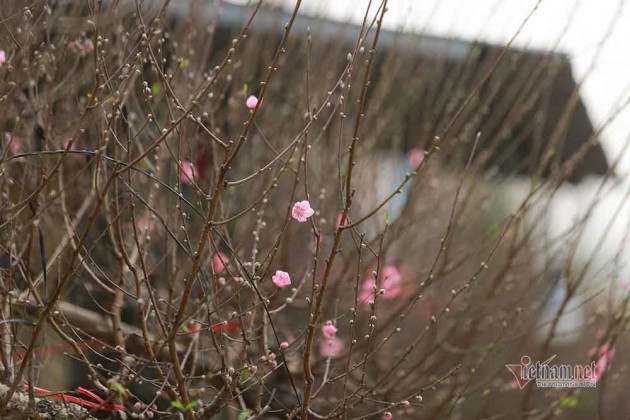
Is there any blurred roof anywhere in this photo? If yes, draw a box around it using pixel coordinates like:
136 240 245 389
160 0 609 182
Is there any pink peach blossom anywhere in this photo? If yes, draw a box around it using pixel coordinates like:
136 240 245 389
322 320 337 338
291 200 314 222
272 270 291 288
0 50 6 67
383 412 393 420
180 160 195 183
280 341 289 350
213 252 228 273
67 41 78 51
246 95 259 109
319 336 343 357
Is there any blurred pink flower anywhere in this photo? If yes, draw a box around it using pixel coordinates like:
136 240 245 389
407 148 425 168
322 320 337 338
68 39 94 54
280 341 289 350
180 160 195 183
595 343 614 380
272 270 291 288
5 132 19 154
359 265 402 302
83 39 94 52
382 265 402 284
587 342 615 380
136 218 156 232
417 297 437 321
335 213 345 229
62 140 77 151
246 95 259 109
292 200 314 222
383 412 393 420
213 252 227 273
359 276 377 302
0 50 6 67
320 336 343 357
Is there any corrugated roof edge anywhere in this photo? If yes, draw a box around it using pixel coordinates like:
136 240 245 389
157 0 571 61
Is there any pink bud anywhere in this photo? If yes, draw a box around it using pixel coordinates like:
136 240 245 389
322 320 338 338
246 95 259 109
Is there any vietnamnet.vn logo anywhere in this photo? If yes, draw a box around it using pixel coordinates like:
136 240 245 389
506 355 599 388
